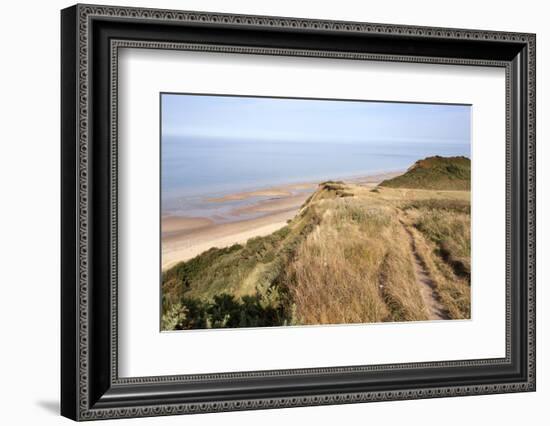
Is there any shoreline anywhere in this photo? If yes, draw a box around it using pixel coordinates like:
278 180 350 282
161 170 403 270
162 210 297 271
163 169 404 208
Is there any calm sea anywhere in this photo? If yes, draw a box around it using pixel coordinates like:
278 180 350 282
161 137 470 216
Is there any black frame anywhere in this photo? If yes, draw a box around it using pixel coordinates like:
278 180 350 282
61 4 536 421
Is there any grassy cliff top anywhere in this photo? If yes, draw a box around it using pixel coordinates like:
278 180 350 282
162 173 471 330
379 156 470 190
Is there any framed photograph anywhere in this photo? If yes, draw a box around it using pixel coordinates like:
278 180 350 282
61 4 536 421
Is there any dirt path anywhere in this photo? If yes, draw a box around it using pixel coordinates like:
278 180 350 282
399 219 449 321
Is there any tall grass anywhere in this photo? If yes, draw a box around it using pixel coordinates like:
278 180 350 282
284 198 427 324
162 173 472 330
400 198 471 319
405 202 471 279
408 227 471 319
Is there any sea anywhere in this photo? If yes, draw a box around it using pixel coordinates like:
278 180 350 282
161 137 470 219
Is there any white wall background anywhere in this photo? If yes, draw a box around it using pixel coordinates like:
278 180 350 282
0 0 546 424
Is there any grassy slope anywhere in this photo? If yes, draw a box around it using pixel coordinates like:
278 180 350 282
379 156 471 190
162 157 471 330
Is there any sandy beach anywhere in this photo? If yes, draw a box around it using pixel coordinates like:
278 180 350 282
161 171 402 270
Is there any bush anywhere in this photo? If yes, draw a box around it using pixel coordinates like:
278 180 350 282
162 291 291 330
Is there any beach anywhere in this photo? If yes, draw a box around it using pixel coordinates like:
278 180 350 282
161 171 402 270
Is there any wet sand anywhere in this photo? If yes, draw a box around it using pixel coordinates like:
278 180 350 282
205 183 316 203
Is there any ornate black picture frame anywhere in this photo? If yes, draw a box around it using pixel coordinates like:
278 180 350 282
61 4 536 421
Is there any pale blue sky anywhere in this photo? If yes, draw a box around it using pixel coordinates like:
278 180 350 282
161 93 471 145
161 93 471 204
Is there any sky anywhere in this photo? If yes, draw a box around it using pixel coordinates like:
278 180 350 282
161 93 471 145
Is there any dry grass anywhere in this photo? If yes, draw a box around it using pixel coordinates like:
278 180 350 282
162 173 471 329
284 196 428 325
378 225 430 322
398 197 471 319
408 226 470 319
413 208 471 277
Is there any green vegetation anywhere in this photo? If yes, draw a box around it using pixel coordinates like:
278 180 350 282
162 294 288 330
162 156 471 330
400 199 471 318
379 156 471 190
162 196 323 330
